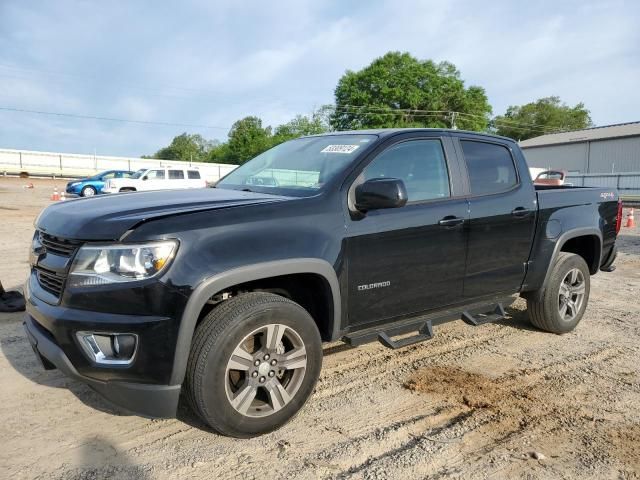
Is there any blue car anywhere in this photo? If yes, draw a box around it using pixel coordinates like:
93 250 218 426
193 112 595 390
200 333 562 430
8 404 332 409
66 170 135 197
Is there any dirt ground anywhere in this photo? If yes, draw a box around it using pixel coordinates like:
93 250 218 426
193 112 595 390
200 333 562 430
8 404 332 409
1 176 639 479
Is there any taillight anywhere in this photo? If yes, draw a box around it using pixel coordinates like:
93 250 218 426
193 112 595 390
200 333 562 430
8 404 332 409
615 200 623 235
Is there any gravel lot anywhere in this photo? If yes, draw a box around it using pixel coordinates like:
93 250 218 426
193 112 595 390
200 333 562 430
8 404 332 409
1 176 639 479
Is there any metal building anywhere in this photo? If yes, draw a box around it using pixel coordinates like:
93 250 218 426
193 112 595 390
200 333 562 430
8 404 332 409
520 121 640 174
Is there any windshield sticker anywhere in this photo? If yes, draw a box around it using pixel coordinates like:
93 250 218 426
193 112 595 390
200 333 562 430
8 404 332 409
321 144 360 154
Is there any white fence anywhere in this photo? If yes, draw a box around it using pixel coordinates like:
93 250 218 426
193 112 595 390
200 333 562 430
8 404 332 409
0 148 237 183
566 172 640 199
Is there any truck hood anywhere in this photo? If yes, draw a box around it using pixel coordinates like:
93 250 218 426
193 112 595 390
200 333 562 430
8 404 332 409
37 188 290 240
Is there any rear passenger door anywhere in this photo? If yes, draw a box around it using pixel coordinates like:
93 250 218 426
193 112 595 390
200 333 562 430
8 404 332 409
168 169 187 189
187 169 204 188
455 137 537 298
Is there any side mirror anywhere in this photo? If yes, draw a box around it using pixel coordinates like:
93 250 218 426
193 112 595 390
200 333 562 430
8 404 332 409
142 175 148 181
355 178 408 212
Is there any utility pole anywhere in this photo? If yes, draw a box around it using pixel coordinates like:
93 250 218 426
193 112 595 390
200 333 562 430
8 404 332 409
450 112 458 130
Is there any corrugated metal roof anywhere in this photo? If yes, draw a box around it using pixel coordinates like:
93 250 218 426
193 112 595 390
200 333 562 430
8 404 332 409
519 121 640 148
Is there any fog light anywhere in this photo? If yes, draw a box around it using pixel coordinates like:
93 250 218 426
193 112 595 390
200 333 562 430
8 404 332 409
76 332 138 366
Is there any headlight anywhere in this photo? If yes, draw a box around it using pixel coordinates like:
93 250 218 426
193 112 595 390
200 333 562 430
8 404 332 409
68 240 178 287
71 182 81 187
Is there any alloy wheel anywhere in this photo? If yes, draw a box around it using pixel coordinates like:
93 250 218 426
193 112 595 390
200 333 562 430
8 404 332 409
225 323 307 418
558 268 586 321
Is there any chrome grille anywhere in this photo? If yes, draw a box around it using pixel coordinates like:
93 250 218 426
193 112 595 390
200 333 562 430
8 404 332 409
36 268 65 298
39 232 80 257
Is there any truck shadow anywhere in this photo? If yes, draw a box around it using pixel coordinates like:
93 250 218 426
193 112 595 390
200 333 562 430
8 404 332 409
495 306 541 332
1 309 133 417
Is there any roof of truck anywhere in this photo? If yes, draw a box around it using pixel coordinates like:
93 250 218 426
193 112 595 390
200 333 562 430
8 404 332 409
307 128 515 142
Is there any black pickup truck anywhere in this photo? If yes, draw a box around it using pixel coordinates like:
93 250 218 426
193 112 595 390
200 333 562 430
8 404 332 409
24 129 622 437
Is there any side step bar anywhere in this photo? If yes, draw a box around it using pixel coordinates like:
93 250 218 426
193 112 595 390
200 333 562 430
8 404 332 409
343 296 514 350
461 304 505 326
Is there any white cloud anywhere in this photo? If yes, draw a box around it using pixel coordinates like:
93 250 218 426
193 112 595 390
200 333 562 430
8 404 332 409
0 0 638 155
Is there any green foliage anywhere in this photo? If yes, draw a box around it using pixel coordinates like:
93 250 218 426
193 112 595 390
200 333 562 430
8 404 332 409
145 107 332 165
222 116 273 164
494 96 592 140
273 105 333 143
331 52 492 131
147 133 216 162
144 53 592 164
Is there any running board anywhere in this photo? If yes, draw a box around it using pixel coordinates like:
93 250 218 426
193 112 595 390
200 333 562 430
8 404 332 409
461 304 505 326
343 296 513 350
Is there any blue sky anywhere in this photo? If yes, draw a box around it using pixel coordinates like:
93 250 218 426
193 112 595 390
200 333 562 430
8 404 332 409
0 0 638 157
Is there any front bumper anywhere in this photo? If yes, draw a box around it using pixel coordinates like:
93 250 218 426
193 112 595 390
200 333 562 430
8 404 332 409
23 314 181 417
23 271 187 418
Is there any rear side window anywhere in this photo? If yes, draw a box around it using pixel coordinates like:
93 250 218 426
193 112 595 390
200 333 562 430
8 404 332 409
168 170 185 179
363 140 450 202
461 141 517 195
187 170 201 179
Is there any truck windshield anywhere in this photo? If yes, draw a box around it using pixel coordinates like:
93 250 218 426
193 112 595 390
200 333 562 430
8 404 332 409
216 134 376 196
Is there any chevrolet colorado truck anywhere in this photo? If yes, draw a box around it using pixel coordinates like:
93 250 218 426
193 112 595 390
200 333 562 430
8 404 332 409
24 129 621 438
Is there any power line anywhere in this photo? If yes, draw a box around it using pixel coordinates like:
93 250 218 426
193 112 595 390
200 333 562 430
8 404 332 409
0 102 566 137
0 106 230 130
333 104 560 133
333 106 563 133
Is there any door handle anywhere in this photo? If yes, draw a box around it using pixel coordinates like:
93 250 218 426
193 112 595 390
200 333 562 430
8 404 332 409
511 207 533 217
438 216 465 227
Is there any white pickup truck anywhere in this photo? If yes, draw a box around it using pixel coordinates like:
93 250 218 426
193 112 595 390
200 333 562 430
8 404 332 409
102 166 207 193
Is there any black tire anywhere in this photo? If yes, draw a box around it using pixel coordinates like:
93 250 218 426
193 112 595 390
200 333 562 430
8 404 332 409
184 292 322 438
526 252 591 333
80 185 97 197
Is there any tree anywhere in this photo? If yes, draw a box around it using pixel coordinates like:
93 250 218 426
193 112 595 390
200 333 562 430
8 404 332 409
147 133 216 162
224 116 273 165
493 96 592 141
272 105 333 142
331 52 492 131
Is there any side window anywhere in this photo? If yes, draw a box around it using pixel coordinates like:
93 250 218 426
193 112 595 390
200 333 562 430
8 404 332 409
146 169 165 180
187 170 201 179
168 169 185 180
101 172 116 180
362 140 450 202
461 141 517 195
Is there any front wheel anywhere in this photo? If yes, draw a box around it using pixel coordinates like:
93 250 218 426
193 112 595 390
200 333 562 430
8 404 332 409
80 185 96 197
526 252 590 333
185 292 322 438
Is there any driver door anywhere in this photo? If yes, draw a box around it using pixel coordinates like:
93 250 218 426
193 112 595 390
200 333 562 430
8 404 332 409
142 169 167 190
345 135 469 327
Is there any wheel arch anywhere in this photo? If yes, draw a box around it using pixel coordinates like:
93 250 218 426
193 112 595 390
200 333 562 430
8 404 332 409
169 258 341 385
541 228 602 291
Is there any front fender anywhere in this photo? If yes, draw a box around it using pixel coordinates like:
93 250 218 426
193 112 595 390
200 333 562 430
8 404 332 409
168 258 341 386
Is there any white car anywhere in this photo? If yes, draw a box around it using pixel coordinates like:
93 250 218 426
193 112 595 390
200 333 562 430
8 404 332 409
102 167 207 193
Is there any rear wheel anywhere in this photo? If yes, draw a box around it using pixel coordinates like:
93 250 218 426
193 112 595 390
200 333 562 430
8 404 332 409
185 292 322 438
526 252 590 333
80 185 96 197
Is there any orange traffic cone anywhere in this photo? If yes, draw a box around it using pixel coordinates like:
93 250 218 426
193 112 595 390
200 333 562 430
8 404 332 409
60 191 66 202
626 208 635 228
51 187 60 201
